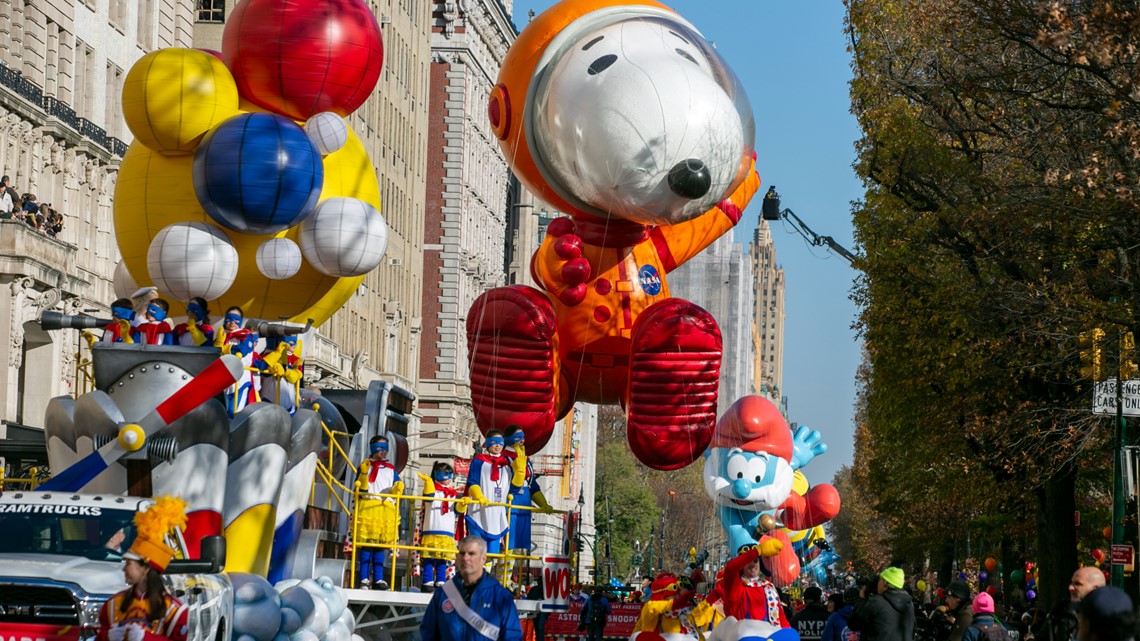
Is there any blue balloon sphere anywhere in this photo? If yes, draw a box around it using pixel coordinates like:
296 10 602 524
193 113 323 235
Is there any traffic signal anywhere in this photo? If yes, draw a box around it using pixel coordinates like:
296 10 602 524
1080 328 1105 381
1122 332 1138 381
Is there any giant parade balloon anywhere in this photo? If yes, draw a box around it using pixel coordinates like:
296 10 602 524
113 0 387 327
466 0 760 468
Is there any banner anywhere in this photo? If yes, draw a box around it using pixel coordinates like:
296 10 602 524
544 602 643 640
542 555 572 611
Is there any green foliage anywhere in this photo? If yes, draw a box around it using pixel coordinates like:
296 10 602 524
595 440 661 580
843 0 1137 602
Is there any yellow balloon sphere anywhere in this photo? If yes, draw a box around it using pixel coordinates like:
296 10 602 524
917 579 927 592
122 48 239 154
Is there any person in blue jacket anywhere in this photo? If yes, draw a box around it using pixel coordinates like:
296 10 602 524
421 535 523 641
823 587 859 641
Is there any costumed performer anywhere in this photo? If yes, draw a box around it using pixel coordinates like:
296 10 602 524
502 425 554 565
101 298 137 344
132 298 173 346
212 306 260 415
355 433 403 590
258 335 304 413
417 461 467 590
720 541 791 627
172 297 214 347
464 429 527 567
632 573 687 634
96 496 189 641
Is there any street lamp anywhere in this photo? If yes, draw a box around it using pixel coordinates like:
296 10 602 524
606 498 614 585
574 484 586 584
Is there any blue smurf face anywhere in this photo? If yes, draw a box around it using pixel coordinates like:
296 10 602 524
702 447 794 512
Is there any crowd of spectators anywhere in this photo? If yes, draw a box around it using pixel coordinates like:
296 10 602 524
0 174 64 237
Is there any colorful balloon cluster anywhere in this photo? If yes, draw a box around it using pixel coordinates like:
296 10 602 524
113 0 387 326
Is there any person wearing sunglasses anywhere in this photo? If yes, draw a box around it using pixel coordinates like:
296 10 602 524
416 461 468 590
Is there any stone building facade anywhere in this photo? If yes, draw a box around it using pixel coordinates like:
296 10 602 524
751 219 786 399
669 233 757 418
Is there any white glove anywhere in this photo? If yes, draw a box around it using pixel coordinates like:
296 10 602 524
108 626 126 641
127 623 146 641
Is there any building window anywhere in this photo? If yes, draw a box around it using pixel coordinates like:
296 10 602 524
197 0 225 23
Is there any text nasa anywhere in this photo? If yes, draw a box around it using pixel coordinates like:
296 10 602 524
0 504 102 515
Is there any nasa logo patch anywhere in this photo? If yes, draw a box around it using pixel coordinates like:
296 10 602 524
442 599 455 613
638 265 662 295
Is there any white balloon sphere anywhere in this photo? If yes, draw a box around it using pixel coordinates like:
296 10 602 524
112 260 138 299
146 222 238 301
256 238 303 280
298 197 388 277
304 112 348 155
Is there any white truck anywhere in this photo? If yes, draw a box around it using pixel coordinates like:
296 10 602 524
0 491 232 641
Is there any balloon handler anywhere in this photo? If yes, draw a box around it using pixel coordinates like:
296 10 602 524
355 434 403 589
719 535 791 628
97 496 190 641
417 461 469 590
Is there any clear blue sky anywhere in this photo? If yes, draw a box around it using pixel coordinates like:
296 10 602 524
510 1 863 486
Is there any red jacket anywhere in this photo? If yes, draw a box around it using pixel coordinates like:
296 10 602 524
721 547 790 627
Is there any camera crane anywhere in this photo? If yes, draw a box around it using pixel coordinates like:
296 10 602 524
761 187 858 266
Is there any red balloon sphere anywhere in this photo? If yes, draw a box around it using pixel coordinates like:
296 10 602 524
1092 548 1106 562
222 0 383 120
986 585 998 596
984 557 997 572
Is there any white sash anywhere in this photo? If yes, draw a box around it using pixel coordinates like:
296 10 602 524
442 578 501 641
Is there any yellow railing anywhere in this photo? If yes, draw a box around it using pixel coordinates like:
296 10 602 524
348 489 557 590
73 331 99 398
0 466 45 491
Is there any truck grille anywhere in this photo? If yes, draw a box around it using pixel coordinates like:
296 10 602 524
0 583 79 624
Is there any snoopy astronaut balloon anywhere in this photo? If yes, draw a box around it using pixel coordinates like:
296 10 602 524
469 0 760 470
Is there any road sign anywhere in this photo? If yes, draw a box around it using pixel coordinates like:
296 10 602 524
1093 379 1140 416
1112 544 1134 571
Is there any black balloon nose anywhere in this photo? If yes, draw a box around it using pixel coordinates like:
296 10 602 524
667 158 712 199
